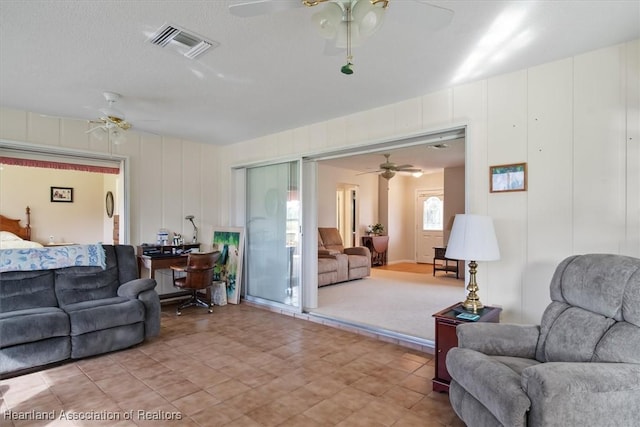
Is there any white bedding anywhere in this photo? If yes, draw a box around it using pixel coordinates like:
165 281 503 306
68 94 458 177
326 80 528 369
0 231 43 249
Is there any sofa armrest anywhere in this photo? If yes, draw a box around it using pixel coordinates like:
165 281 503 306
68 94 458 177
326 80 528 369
344 246 370 257
523 362 640 426
118 278 157 299
457 323 540 359
318 249 340 257
118 279 160 338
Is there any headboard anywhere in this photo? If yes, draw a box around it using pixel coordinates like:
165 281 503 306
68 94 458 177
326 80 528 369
0 206 32 240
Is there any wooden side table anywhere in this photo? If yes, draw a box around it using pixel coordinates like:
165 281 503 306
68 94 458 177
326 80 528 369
361 235 389 266
432 302 502 392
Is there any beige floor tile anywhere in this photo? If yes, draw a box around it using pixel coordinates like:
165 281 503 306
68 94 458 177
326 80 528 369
2 303 464 427
303 399 354 425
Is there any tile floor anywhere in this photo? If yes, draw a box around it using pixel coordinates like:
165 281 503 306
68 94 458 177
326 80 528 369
1 303 465 427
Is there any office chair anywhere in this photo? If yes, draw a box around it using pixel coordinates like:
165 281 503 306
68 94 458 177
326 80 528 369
171 251 221 315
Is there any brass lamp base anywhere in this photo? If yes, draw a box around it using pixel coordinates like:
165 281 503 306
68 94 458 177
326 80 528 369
462 260 484 313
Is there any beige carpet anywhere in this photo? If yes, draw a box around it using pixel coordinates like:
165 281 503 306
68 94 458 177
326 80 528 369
312 268 465 342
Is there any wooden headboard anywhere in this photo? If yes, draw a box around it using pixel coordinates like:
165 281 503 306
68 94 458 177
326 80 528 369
0 207 32 240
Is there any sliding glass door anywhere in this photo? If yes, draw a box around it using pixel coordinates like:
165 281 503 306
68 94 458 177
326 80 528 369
245 161 300 307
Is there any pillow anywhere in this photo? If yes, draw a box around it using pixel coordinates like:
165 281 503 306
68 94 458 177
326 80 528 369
0 231 22 241
0 240 43 249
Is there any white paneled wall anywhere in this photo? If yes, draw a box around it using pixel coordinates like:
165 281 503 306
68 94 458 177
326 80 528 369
525 58 574 323
486 70 528 316
573 44 628 254
2 39 639 324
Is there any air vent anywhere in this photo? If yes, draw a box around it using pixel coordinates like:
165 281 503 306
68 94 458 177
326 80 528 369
149 24 219 60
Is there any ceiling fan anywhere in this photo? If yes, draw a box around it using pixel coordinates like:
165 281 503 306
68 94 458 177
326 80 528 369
363 153 422 180
86 92 132 144
229 0 453 74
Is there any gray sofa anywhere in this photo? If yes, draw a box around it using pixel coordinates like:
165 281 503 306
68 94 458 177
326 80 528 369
0 245 160 377
446 253 640 427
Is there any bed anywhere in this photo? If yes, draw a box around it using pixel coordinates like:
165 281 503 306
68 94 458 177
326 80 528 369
0 207 43 249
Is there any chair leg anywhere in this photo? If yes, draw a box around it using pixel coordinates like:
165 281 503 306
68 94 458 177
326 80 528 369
176 290 213 315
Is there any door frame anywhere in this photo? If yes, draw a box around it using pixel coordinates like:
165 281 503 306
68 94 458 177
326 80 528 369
415 188 445 263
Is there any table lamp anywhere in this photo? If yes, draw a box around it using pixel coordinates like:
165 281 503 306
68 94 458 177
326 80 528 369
185 215 198 243
445 214 500 313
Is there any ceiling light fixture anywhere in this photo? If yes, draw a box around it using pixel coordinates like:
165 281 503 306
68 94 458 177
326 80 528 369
308 0 389 74
380 169 395 180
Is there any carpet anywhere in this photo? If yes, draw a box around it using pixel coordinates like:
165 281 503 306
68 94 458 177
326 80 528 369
312 268 465 341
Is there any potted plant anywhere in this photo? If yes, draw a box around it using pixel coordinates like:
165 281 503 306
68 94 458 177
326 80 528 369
370 223 385 235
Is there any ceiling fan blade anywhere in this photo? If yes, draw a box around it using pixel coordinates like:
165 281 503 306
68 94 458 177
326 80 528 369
414 1 454 31
394 164 414 170
356 170 383 176
85 125 106 134
397 168 422 173
228 0 302 18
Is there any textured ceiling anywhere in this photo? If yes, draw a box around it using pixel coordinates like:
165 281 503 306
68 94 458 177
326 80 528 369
0 0 638 151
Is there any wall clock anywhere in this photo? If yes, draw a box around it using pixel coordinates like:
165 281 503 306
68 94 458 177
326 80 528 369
105 191 114 218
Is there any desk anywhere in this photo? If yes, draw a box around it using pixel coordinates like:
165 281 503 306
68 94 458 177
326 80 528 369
136 243 200 279
138 254 188 279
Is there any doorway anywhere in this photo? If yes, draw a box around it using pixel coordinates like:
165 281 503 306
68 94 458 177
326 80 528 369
302 128 467 343
336 184 358 248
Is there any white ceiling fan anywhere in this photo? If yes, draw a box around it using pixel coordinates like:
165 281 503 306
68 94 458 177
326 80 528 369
229 0 453 74
86 92 132 144
361 153 422 180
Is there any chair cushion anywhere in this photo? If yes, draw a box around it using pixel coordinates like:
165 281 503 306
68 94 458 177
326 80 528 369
63 297 145 336
593 322 640 363
549 254 640 323
318 228 345 253
0 307 69 348
0 270 57 312
540 304 615 362
346 254 369 269
318 257 338 274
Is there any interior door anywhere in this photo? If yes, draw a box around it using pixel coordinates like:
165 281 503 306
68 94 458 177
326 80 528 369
416 189 444 263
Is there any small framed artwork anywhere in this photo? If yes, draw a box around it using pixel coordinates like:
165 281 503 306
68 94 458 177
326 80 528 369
490 163 527 193
51 186 73 202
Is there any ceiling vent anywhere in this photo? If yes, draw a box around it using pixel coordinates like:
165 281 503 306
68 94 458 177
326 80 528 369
149 24 219 60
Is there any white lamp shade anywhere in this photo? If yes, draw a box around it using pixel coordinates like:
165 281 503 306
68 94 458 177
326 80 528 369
445 214 500 261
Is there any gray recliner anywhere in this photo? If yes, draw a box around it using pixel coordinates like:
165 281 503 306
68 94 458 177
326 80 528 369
446 253 640 427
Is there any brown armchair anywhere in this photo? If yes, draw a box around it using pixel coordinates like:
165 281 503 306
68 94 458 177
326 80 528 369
317 228 370 287
171 251 221 315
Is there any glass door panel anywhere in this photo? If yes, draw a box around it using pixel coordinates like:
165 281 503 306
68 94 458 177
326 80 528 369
245 161 300 306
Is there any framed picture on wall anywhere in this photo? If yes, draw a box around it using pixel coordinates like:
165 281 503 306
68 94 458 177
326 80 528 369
212 227 245 305
51 186 73 202
490 163 527 193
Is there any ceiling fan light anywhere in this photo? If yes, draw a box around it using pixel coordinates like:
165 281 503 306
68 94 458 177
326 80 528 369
412 171 424 178
381 170 395 180
111 128 126 145
311 2 343 40
353 0 386 38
